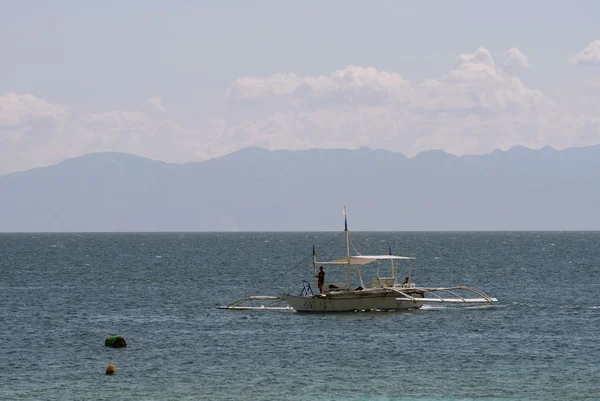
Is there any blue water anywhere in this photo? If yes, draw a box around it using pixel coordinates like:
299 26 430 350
1 232 599 400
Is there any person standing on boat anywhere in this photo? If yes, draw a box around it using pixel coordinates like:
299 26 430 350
315 266 325 294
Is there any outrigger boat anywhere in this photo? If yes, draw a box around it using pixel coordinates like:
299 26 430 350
221 209 497 312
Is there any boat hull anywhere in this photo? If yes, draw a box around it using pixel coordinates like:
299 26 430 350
279 292 424 312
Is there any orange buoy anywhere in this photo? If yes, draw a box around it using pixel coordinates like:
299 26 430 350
105 364 116 375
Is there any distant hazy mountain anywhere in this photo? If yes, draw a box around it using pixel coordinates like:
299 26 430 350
1 145 599 231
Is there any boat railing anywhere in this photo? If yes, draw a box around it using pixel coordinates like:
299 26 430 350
300 280 314 296
371 277 396 288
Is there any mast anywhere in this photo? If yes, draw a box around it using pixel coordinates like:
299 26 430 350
343 206 349 260
343 206 352 290
312 245 317 292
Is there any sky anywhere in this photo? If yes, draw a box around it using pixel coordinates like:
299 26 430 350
1 0 600 176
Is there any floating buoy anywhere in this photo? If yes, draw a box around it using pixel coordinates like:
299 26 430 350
105 335 127 348
105 364 116 375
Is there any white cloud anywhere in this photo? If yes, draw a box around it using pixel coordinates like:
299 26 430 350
0 93 215 175
569 40 600 65
220 47 594 157
2 46 600 176
226 65 412 105
226 48 547 120
142 96 166 113
456 47 495 68
227 49 542 115
0 92 69 128
415 53 543 114
502 48 530 74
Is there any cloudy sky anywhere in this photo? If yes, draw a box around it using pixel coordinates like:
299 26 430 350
1 1 599 175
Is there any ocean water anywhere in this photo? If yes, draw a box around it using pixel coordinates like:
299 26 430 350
1 231 599 401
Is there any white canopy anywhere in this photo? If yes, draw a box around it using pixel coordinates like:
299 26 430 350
318 255 415 265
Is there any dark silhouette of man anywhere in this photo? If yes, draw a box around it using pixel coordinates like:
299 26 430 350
316 266 325 294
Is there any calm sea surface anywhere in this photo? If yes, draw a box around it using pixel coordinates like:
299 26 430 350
1 232 599 401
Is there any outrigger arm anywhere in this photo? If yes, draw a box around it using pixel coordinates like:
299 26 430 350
218 295 293 310
394 285 498 303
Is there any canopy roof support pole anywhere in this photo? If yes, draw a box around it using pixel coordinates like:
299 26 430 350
345 265 351 290
356 265 365 288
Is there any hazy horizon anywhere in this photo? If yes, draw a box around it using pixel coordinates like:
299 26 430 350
2 145 600 232
0 143 571 177
2 2 600 232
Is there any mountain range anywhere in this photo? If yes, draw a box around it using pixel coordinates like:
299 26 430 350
1 145 599 231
